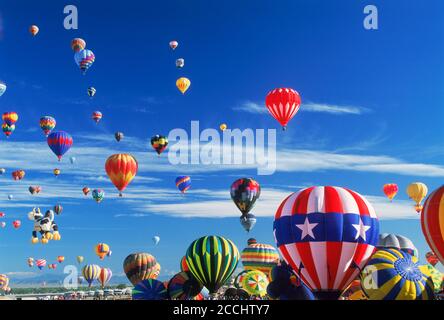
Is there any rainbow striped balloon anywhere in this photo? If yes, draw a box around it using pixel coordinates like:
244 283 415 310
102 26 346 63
241 243 280 276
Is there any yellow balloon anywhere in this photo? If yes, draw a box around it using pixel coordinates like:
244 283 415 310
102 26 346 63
406 182 428 205
176 77 191 94
220 124 227 131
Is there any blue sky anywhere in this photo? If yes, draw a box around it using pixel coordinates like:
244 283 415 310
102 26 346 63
0 0 444 283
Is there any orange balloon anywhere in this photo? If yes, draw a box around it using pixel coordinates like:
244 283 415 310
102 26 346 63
29 25 39 36
105 154 138 196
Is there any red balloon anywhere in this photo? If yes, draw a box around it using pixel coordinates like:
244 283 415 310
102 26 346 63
421 186 444 265
265 88 301 130
12 220 21 229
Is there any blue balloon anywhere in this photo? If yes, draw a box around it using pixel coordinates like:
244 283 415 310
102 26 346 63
47 131 73 161
175 176 191 193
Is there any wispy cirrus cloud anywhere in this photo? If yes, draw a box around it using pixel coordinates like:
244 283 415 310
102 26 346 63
233 101 370 115
116 187 418 220
302 102 370 115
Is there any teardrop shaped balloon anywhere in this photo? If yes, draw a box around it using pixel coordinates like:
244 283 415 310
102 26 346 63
39 116 56 136
29 25 39 36
92 189 105 203
123 253 158 286
176 58 185 68
175 176 191 193
240 213 257 232
169 40 178 50
265 88 301 130
87 87 96 98
105 154 138 196
176 77 191 94
114 132 124 142
74 49 95 74
2 112 18 126
82 264 101 287
71 38 86 52
47 131 73 161
151 135 168 155
230 178 261 216
92 111 102 124
2 123 15 137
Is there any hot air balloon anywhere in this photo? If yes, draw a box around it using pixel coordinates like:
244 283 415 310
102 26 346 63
175 176 191 193
186 236 240 294
105 154 138 196
57 256 65 263
2 123 15 137
98 268 113 288
377 233 418 257
36 259 47 270
70 157 76 164
421 185 444 265
7 195 13 200
241 241 280 277
176 58 185 68
47 131 73 161
114 132 124 142
0 274 9 291
230 178 261 216
265 88 301 130
0 168 5 175
12 170 25 181
71 38 86 52
27 257 34 267
152 236 160 246
82 264 101 287
39 116 56 136
92 111 102 124
123 253 158 285
0 222 5 228
50 263 57 270
360 249 434 300
0 212 4 218
95 243 110 260
92 189 105 203
426 251 439 267
74 49 95 74
150 135 168 155
87 86 96 97
176 77 190 94
107 250 112 257
28 186 42 195
240 270 269 297
0 81 6 97
180 256 189 272
419 264 443 293
29 25 39 36
273 186 379 300
407 182 428 212
240 214 257 232
132 279 168 300
383 183 398 201
53 168 61 177
82 187 90 196
2 112 18 126
77 256 84 264
12 220 21 229
169 40 178 50
219 123 227 131
54 205 63 215
167 271 203 300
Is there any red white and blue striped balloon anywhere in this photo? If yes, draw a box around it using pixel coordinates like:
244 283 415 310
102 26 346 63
273 186 379 299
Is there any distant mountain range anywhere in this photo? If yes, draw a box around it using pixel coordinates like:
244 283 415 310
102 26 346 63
8 272 174 288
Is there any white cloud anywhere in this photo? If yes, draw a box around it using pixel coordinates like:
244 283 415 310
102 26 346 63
116 187 418 220
232 101 268 114
232 101 370 115
302 103 370 115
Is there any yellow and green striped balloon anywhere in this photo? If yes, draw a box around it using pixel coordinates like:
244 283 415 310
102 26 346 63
186 236 240 293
